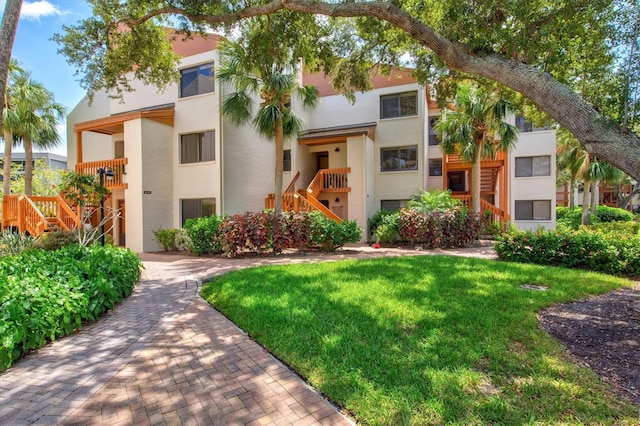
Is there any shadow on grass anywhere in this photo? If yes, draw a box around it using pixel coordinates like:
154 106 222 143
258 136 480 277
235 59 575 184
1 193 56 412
202 255 639 425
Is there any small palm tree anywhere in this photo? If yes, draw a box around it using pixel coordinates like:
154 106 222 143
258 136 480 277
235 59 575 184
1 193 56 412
216 19 319 216
436 84 518 213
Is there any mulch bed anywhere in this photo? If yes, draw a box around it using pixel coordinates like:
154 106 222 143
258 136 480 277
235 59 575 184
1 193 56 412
538 282 640 406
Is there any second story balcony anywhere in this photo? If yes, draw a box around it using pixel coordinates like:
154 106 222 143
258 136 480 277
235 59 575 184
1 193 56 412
75 158 128 191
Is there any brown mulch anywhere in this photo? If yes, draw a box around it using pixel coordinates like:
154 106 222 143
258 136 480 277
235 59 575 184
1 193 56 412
539 282 640 406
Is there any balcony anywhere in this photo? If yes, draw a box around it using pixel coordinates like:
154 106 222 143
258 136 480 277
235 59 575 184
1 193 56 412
75 158 128 190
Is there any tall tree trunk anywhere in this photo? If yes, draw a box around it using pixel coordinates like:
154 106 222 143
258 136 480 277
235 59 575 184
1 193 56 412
471 146 481 214
582 181 591 225
24 137 33 195
274 116 284 217
569 178 576 210
618 182 640 210
590 180 599 213
2 129 12 195
0 0 22 134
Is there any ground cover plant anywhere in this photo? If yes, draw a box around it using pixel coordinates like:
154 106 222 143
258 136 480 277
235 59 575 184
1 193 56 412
201 256 640 425
0 245 142 371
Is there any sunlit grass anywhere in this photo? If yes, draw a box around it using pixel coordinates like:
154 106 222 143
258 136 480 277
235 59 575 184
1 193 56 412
201 256 640 425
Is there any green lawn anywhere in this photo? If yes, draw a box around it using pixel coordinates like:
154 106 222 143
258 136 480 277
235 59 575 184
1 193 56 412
201 256 640 425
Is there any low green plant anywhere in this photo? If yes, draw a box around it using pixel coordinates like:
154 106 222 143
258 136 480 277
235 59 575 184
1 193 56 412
557 205 634 229
0 230 38 256
368 208 399 240
0 245 141 371
308 211 362 251
398 206 481 248
33 228 77 251
152 228 189 252
495 228 640 276
184 214 225 255
374 212 400 242
406 189 462 213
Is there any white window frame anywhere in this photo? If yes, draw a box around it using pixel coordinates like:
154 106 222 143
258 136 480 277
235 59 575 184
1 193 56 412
180 131 215 164
380 91 418 119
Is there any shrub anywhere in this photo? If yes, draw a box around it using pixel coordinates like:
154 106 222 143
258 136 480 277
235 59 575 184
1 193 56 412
33 228 77 251
495 228 640 276
368 209 399 240
309 211 362 251
556 207 583 229
374 212 400 243
406 189 462 213
0 230 38 256
586 221 640 238
153 228 189 252
0 245 142 372
593 205 633 223
184 215 224 255
397 206 481 248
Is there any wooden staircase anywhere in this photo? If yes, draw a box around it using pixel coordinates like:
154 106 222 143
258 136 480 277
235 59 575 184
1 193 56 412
265 168 351 222
1 195 82 237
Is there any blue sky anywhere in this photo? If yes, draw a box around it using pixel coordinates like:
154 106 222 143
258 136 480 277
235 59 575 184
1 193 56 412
4 0 92 156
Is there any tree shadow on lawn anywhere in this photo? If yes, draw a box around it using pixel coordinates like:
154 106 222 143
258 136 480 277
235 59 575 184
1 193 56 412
203 255 640 425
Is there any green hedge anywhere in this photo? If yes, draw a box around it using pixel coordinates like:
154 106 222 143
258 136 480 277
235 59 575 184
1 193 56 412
0 245 142 372
495 228 640 276
556 206 633 229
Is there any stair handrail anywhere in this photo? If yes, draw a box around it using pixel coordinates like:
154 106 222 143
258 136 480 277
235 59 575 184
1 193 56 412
479 198 510 228
284 171 301 194
307 171 324 198
20 196 48 236
1 195 20 228
305 193 342 222
56 196 81 230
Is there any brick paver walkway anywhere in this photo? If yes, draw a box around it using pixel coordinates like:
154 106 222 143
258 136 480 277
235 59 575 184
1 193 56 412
0 244 496 425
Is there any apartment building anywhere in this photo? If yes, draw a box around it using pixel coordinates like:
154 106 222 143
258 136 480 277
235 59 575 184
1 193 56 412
66 34 556 252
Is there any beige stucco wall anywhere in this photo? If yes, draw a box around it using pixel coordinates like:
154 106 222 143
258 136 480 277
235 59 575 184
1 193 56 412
66 91 113 168
509 130 557 231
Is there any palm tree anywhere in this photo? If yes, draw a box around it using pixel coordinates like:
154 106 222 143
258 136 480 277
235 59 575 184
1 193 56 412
557 130 586 209
2 59 26 195
18 84 65 195
436 84 518 213
216 19 319 216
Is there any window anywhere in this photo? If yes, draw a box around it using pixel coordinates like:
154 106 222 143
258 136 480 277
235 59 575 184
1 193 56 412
381 200 407 211
283 149 291 172
428 117 440 146
515 115 548 133
515 156 551 177
180 62 215 98
515 200 551 220
181 198 216 226
380 92 418 119
180 131 215 164
381 146 418 172
429 158 443 176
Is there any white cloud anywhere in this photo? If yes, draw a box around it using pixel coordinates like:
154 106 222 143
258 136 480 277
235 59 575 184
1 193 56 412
20 1 66 21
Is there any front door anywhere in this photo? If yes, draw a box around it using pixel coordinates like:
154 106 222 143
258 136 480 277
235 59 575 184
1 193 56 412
316 152 329 171
117 200 126 247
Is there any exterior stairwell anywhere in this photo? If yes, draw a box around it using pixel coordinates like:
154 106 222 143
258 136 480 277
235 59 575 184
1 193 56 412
265 168 351 222
1 195 82 237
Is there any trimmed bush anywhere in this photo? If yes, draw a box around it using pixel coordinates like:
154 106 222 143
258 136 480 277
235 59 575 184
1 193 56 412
593 205 634 223
495 228 640 276
184 215 225 255
397 206 481 248
33 228 78 251
153 228 189 252
219 211 362 257
0 245 142 372
374 212 400 243
556 206 634 229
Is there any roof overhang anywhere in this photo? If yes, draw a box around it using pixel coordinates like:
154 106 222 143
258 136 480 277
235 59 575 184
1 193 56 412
298 122 376 146
73 104 175 135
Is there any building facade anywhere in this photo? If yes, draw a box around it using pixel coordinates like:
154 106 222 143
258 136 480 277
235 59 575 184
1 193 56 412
67 35 556 252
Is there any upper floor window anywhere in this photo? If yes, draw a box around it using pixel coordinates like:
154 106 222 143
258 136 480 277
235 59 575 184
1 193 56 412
515 156 551 177
180 62 215 98
515 115 548 133
380 91 418 119
181 131 215 164
283 149 292 172
429 158 443 176
381 145 418 172
428 117 440 146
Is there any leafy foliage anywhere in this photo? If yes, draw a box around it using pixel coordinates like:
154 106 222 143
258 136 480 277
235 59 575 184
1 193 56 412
32 228 78 251
152 228 189 252
406 189 462 213
557 206 634 229
0 245 141 371
374 212 400 243
0 230 38 256
495 228 640 276
183 215 225 255
397 206 481 248
219 211 361 257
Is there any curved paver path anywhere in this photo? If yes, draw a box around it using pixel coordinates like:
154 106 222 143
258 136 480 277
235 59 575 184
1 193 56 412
0 244 496 425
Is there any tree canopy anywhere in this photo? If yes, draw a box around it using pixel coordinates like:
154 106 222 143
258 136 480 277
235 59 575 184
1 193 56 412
53 0 640 180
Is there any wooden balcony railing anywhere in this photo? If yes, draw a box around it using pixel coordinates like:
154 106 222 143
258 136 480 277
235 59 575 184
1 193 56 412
75 158 128 190
307 168 351 198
